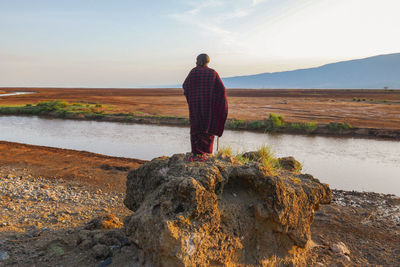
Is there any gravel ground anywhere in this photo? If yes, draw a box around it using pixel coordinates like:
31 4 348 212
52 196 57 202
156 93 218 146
332 189 400 226
309 189 400 266
0 168 130 232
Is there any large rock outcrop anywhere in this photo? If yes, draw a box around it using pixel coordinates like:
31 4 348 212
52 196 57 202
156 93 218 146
124 153 331 266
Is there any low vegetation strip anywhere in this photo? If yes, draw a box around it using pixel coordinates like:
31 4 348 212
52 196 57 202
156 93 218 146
0 101 399 139
0 100 190 124
225 113 353 134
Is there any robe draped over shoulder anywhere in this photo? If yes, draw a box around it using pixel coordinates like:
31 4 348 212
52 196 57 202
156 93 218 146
183 66 228 137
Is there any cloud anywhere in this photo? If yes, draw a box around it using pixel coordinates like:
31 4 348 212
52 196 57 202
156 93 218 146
252 0 266 6
185 0 224 15
169 0 260 47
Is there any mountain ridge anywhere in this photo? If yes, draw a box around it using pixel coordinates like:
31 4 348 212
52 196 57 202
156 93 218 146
221 53 400 89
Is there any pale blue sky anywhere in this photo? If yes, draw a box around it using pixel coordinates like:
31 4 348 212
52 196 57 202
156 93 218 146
1 0 399 87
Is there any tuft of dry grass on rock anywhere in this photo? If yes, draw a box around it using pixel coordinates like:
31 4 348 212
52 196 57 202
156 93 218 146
256 144 281 174
215 146 233 158
215 144 281 174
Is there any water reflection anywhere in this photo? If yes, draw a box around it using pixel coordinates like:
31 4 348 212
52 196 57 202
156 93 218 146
0 92 36 97
0 116 399 196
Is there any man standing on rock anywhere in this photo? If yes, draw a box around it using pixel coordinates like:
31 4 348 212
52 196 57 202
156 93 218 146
183 53 228 162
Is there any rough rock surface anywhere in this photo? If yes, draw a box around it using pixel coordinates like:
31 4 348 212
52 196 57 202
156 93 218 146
124 153 331 266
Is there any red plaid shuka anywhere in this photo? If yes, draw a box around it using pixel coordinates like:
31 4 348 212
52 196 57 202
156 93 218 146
183 66 228 137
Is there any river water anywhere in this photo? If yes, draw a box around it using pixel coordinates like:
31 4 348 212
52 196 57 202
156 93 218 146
0 116 399 196
0 92 36 97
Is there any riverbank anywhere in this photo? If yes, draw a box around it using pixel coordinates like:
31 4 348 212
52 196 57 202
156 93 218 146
1 87 400 139
0 142 398 266
1 100 400 140
0 141 145 193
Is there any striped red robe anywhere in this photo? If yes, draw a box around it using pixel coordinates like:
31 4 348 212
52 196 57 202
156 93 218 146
183 66 228 137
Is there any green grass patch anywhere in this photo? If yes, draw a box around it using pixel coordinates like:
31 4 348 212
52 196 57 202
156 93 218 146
226 113 284 131
153 114 178 119
248 120 267 130
288 122 318 133
84 112 104 120
225 113 319 134
133 111 145 116
267 113 284 131
327 122 353 132
125 115 134 122
226 119 246 129
0 104 26 107
0 100 107 118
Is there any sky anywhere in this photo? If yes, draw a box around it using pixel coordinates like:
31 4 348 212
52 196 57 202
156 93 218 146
0 0 399 87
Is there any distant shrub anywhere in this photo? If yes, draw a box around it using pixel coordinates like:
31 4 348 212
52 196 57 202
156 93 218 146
133 111 145 116
267 113 284 131
0 107 13 115
0 101 110 120
56 110 68 118
182 118 190 126
112 112 128 116
289 122 317 133
0 101 69 115
226 119 246 129
327 122 352 132
248 120 267 130
125 115 134 122
158 114 177 119
36 101 68 114
84 112 104 120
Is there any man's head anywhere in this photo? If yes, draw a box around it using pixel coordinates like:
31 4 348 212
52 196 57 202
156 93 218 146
196 53 210 67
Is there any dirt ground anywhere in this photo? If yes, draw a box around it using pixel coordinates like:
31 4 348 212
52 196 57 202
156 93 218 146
1 87 400 129
0 141 145 193
0 141 399 266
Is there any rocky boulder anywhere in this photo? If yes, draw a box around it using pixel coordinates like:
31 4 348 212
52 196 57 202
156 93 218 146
124 153 331 266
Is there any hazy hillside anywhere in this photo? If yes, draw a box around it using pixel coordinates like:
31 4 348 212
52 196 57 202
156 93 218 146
222 53 400 89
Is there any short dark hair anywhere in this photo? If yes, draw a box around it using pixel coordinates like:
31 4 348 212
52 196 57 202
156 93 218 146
196 53 210 66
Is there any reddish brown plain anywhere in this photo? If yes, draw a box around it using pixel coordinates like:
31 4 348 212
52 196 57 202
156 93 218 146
1 87 400 129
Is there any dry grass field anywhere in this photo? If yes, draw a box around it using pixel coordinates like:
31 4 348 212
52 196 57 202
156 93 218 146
1 87 400 129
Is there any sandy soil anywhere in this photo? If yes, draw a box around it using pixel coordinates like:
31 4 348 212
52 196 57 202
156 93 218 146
0 141 145 193
0 141 399 266
1 87 400 129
